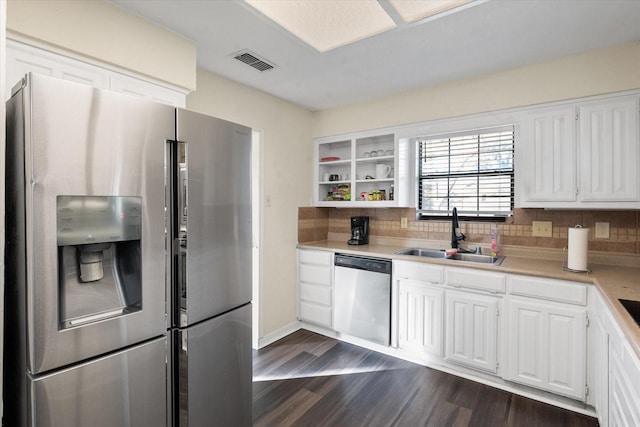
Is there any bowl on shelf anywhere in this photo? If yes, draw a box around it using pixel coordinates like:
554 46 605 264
320 156 340 162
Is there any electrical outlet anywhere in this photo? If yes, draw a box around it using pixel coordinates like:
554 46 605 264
400 217 408 229
532 221 553 237
595 222 610 239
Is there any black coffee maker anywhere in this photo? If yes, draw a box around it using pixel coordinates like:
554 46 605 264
348 216 369 245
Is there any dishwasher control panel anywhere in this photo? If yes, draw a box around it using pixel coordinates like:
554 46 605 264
334 254 392 274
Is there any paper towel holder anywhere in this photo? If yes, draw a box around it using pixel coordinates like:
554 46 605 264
563 225 591 274
562 247 591 274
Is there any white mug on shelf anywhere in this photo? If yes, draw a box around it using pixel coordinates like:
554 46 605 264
322 172 330 182
375 163 391 179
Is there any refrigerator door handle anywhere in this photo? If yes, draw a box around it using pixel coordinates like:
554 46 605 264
177 246 187 313
175 237 187 252
182 178 188 217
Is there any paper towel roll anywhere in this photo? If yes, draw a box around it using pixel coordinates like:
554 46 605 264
568 226 589 271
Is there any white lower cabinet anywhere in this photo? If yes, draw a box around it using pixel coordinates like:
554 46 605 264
609 341 640 427
444 289 500 374
603 296 640 427
505 296 587 400
592 312 609 427
397 280 443 356
297 249 334 328
394 260 444 356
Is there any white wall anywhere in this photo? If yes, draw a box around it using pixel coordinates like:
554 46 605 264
6 0 196 90
312 41 640 138
187 69 313 339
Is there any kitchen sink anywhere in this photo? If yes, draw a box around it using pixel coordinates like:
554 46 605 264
395 248 505 266
396 248 447 258
619 299 640 327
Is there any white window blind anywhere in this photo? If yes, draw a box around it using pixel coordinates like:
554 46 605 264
417 126 514 218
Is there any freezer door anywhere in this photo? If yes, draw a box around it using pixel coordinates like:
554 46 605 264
5 74 172 375
177 304 252 427
175 109 252 325
29 336 167 427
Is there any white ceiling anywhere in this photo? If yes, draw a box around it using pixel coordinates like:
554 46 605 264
110 0 640 112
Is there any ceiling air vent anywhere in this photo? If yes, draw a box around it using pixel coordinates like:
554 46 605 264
232 50 276 72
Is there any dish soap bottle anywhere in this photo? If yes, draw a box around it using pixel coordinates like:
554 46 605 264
490 227 501 257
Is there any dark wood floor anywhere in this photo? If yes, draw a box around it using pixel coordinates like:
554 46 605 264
252 329 599 427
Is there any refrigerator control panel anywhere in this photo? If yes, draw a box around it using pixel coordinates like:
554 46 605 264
56 195 142 246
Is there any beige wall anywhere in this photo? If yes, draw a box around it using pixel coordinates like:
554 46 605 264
187 69 313 339
312 41 640 138
6 0 196 89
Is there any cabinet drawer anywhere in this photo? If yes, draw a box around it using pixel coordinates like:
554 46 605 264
299 302 332 328
509 275 587 305
299 264 332 286
393 260 444 284
446 267 506 293
299 283 332 306
298 249 333 266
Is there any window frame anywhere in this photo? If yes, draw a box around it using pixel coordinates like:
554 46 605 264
416 125 515 221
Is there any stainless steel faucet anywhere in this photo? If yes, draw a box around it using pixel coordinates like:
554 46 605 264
451 207 466 249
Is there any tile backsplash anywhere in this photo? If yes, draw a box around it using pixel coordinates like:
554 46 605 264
298 207 640 254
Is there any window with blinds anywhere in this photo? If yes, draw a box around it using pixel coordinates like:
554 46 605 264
417 126 514 219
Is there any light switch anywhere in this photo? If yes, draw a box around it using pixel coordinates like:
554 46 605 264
400 217 408 229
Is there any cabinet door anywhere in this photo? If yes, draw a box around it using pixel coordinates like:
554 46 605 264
398 280 443 357
444 290 499 374
506 297 587 400
579 96 640 202
609 345 640 427
519 106 577 203
592 315 609 427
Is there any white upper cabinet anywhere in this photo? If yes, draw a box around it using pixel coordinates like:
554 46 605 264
516 94 640 208
518 105 577 204
5 39 187 107
579 96 639 202
313 132 413 207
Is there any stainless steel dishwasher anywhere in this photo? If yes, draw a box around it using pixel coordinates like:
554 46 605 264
334 253 392 346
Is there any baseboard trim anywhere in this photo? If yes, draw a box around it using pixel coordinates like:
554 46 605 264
257 321 301 349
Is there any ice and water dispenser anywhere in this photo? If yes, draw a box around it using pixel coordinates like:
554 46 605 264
57 196 143 329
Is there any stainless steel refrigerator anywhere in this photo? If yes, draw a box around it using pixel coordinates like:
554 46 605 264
4 73 252 426
167 109 253 427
